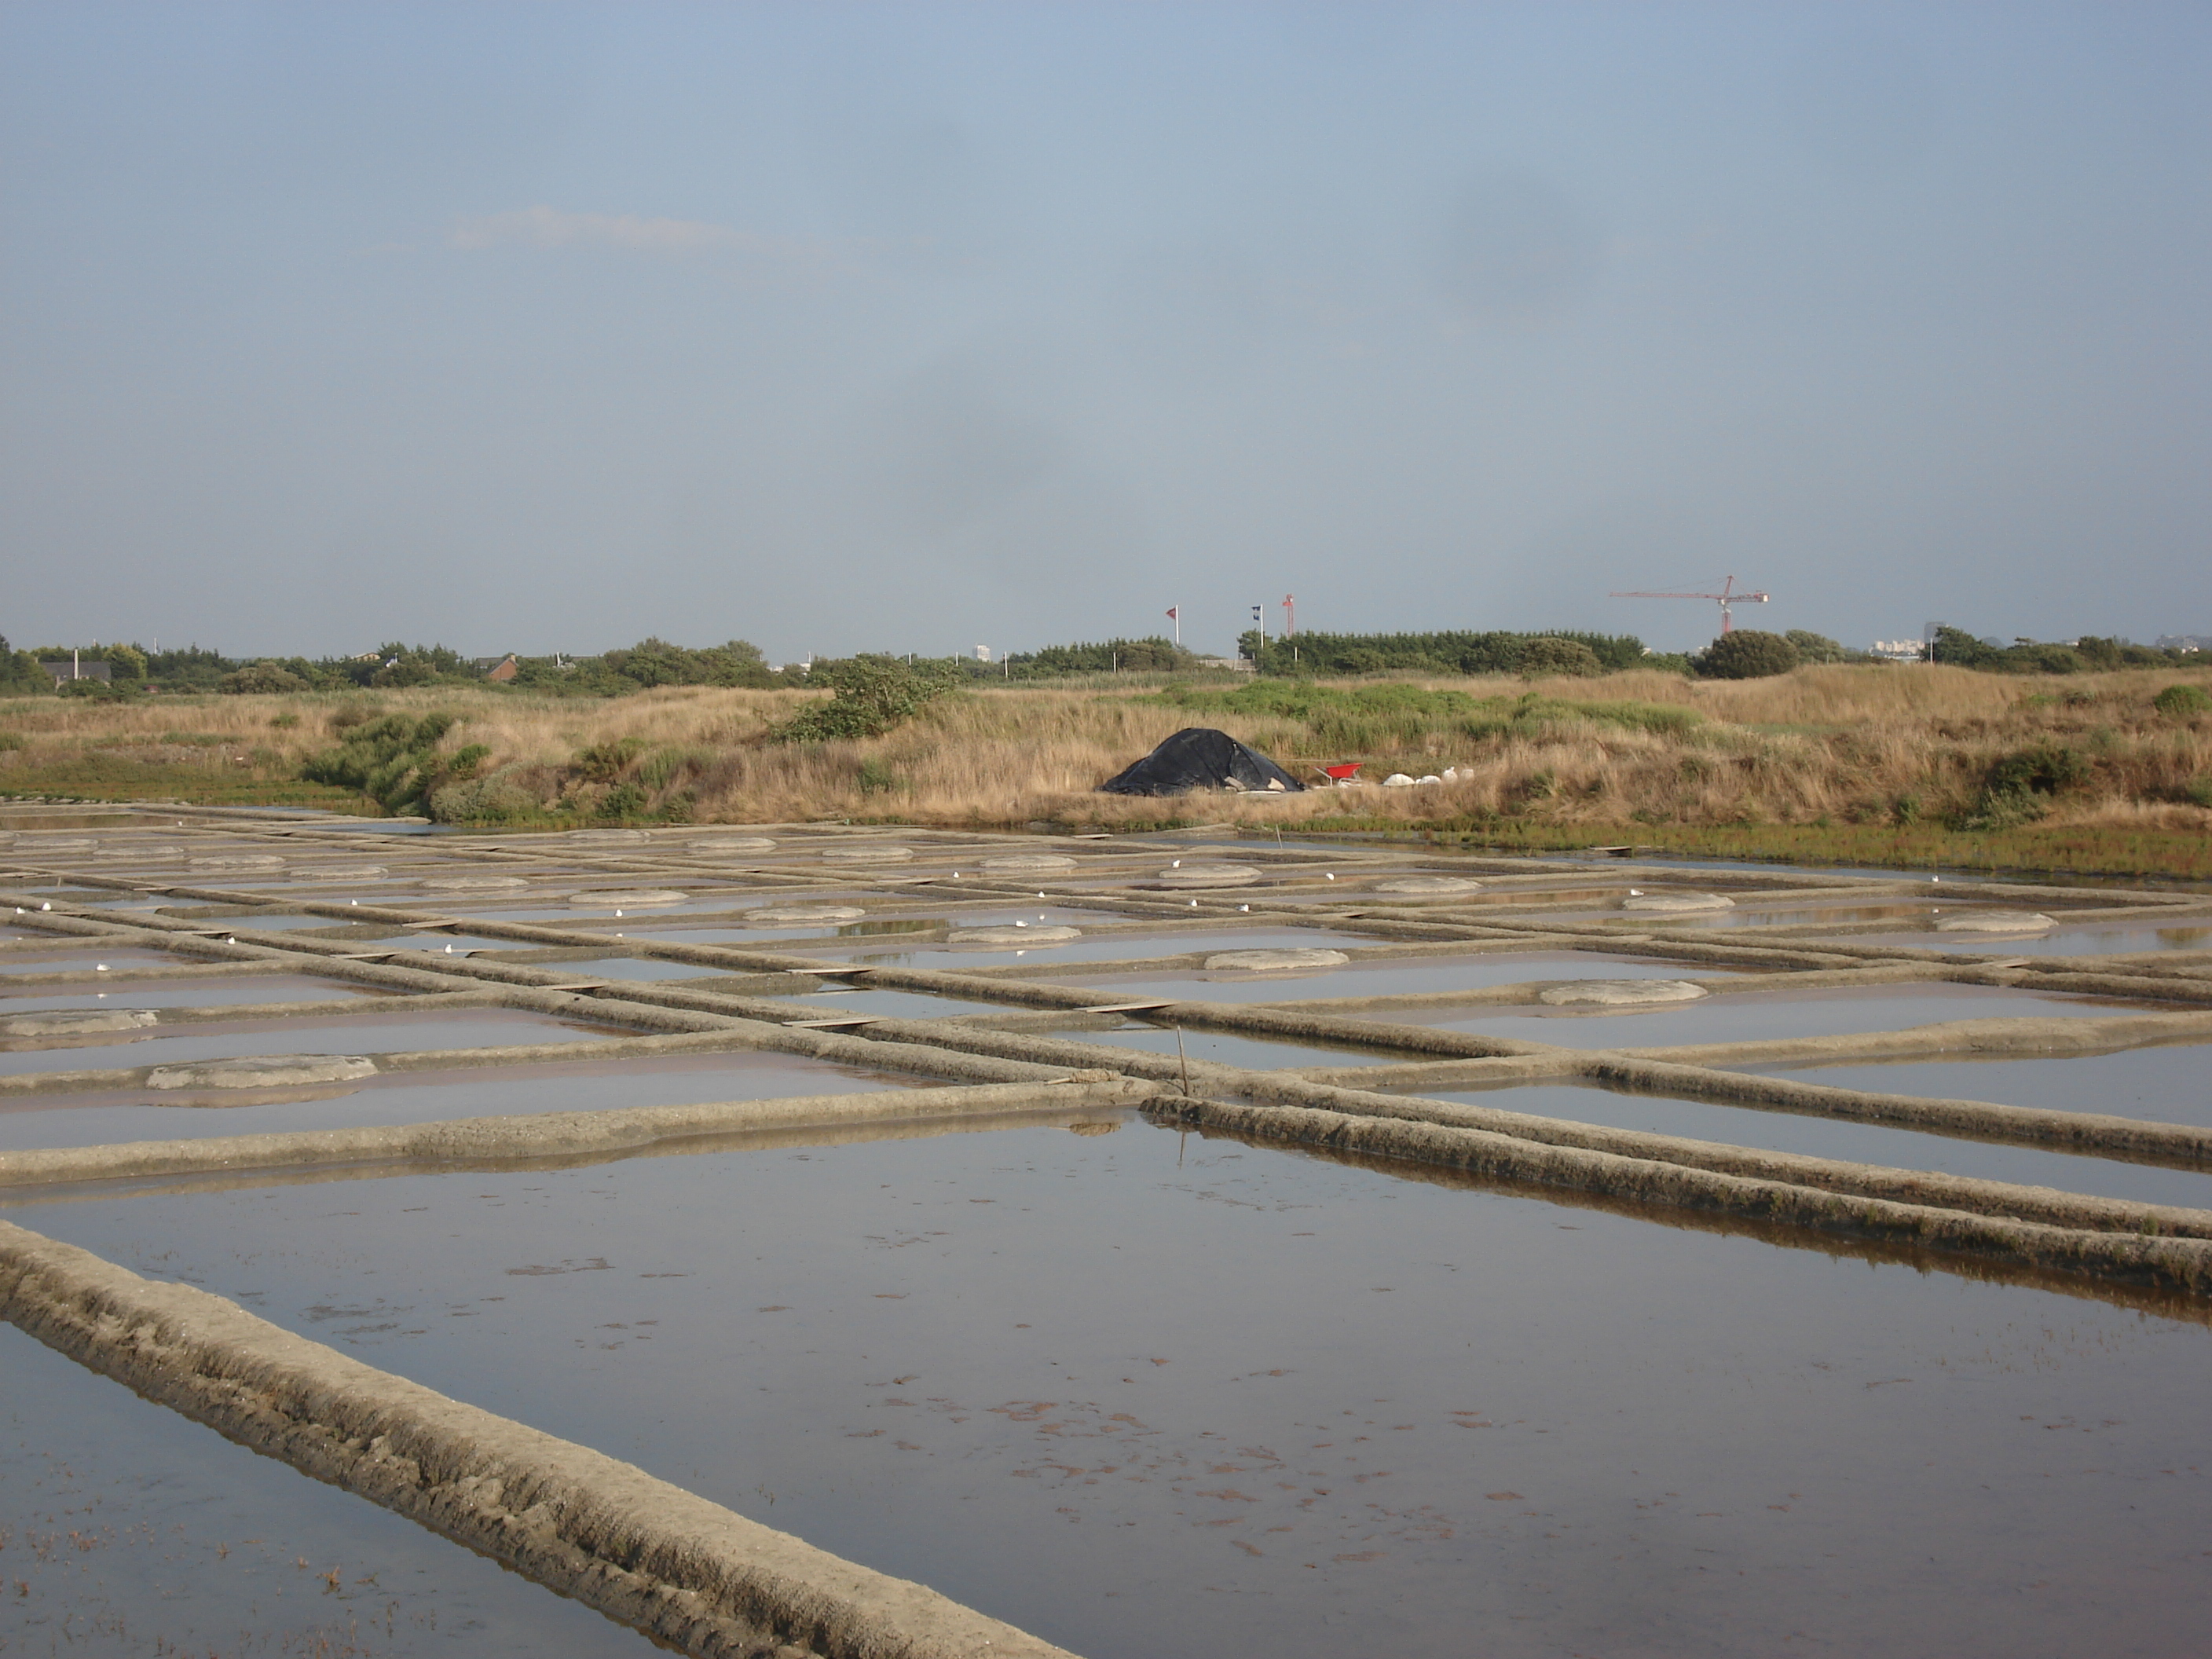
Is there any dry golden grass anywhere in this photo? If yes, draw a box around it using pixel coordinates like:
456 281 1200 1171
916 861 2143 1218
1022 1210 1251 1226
5 664 2210 866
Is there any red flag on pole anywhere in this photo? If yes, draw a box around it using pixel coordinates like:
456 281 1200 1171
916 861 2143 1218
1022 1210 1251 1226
1164 607 1177 620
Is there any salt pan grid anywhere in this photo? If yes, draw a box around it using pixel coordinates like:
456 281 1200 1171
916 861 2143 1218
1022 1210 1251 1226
2 807 2210 1657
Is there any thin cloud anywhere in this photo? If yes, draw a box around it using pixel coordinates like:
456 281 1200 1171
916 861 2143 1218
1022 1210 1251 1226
448 205 747 253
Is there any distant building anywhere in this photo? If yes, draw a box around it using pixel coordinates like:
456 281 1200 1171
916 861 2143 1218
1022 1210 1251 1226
2155 635 2209 653
973 645 993 663
474 654 519 683
38 658 111 687
1868 639 1925 661
1193 655 1255 674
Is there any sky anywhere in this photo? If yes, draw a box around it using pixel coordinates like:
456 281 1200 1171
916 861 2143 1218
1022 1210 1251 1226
2 2 2207 663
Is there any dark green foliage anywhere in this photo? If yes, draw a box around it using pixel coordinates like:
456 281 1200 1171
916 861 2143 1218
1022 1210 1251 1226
771 655 961 744
299 712 461 814
219 661 309 694
1148 680 1698 754
856 756 899 793
57 678 145 701
1960 742 2091 830
448 743 491 778
572 738 645 782
1236 628 1646 678
1011 637 1199 676
1515 636 1602 677
599 782 647 820
1932 625 2188 676
2152 684 2211 718
602 638 778 689
1694 630 1799 679
1784 630 1846 664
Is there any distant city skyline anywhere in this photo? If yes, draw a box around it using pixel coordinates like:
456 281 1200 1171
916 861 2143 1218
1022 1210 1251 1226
3 3 2206 662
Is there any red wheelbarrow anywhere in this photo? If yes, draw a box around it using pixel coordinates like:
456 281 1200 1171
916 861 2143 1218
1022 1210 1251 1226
1311 762 1364 786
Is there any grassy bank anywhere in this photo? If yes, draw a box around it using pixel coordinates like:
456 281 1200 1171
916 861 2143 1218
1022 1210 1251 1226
2 661 2209 878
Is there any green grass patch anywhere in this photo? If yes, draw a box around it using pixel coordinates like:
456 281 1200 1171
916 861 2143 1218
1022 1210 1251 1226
1294 815 2212 882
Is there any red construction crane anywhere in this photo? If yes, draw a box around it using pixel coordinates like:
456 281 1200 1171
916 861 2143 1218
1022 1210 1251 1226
1609 574 1770 634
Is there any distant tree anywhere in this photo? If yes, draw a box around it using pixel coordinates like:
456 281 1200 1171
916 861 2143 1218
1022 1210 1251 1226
2073 635 2122 670
220 661 309 694
106 643 148 680
1930 625 1999 668
1783 630 1846 665
1695 629 1799 679
1516 636 1603 677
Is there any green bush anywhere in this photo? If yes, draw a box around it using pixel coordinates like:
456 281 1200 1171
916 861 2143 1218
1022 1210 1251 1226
1784 630 1847 665
268 711 301 729
599 782 648 820
572 738 645 783
219 661 309 694
1958 742 2091 830
1516 637 1603 677
856 756 899 794
1694 630 1799 679
771 656 961 744
0 731 24 752
2152 684 2211 718
299 712 460 814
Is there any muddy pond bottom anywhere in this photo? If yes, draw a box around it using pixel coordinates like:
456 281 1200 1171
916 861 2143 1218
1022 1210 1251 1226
0 1324 641 1655
12 1118 2207 1659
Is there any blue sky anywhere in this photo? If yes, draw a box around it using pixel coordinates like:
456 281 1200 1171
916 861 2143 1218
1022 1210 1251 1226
2 2 2206 661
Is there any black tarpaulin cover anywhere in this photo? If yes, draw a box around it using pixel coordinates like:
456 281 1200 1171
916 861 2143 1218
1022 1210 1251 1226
1097 727 1308 796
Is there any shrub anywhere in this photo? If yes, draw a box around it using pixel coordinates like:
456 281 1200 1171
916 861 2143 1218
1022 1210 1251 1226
220 661 309 694
771 655 961 744
856 756 899 794
1516 637 1602 678
2152 684 2211 719
1958 742 2091 830
1694 630 1799 679
1784 630 1847 665
268 711 301 728
0 731 24 751
299 712 460 814
572 738 645 783
599 782 647 820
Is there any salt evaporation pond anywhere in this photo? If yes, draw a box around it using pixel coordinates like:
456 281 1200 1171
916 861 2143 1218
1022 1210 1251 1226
9 1119 2207 1659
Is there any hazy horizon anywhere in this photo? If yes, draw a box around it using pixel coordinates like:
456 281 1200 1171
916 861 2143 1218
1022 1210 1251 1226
3 2 2206 663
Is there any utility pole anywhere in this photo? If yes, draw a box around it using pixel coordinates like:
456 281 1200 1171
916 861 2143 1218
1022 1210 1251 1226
1252 605 1266 650
1281 595 1295 637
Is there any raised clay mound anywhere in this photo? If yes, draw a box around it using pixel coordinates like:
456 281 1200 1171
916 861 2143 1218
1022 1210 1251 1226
949 926 1082 945
1204 948 1352 972
1374 876 1484 895
571 829 652 844
569 889 687 907
1155 862 1263 888
17 837 94 853
1936 911 2056 933
0 1009 159 1038
689 837 778 853
97 843 186 859
305 864 386 881
190 854 285 871
980 855 1079 874
422 875 528 892
146 1053 378 1090
1621 892 1735 913
743 906 866 924
822 846 914 863
1538 980 1708 1006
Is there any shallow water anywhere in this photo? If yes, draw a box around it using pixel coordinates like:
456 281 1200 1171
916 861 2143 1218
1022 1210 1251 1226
1033 953 1750 1006
824 927 1386 971
1422 982 2155 1051
0 973 383 1011
0 1050 922 1151
0 1324 642 1654
1849 925 2212 957
1417 1082 2212 1211
1733 1046 2212 1131
0 1009 626 1079
1067 1022 1408 1071
10 1121 2206 1659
